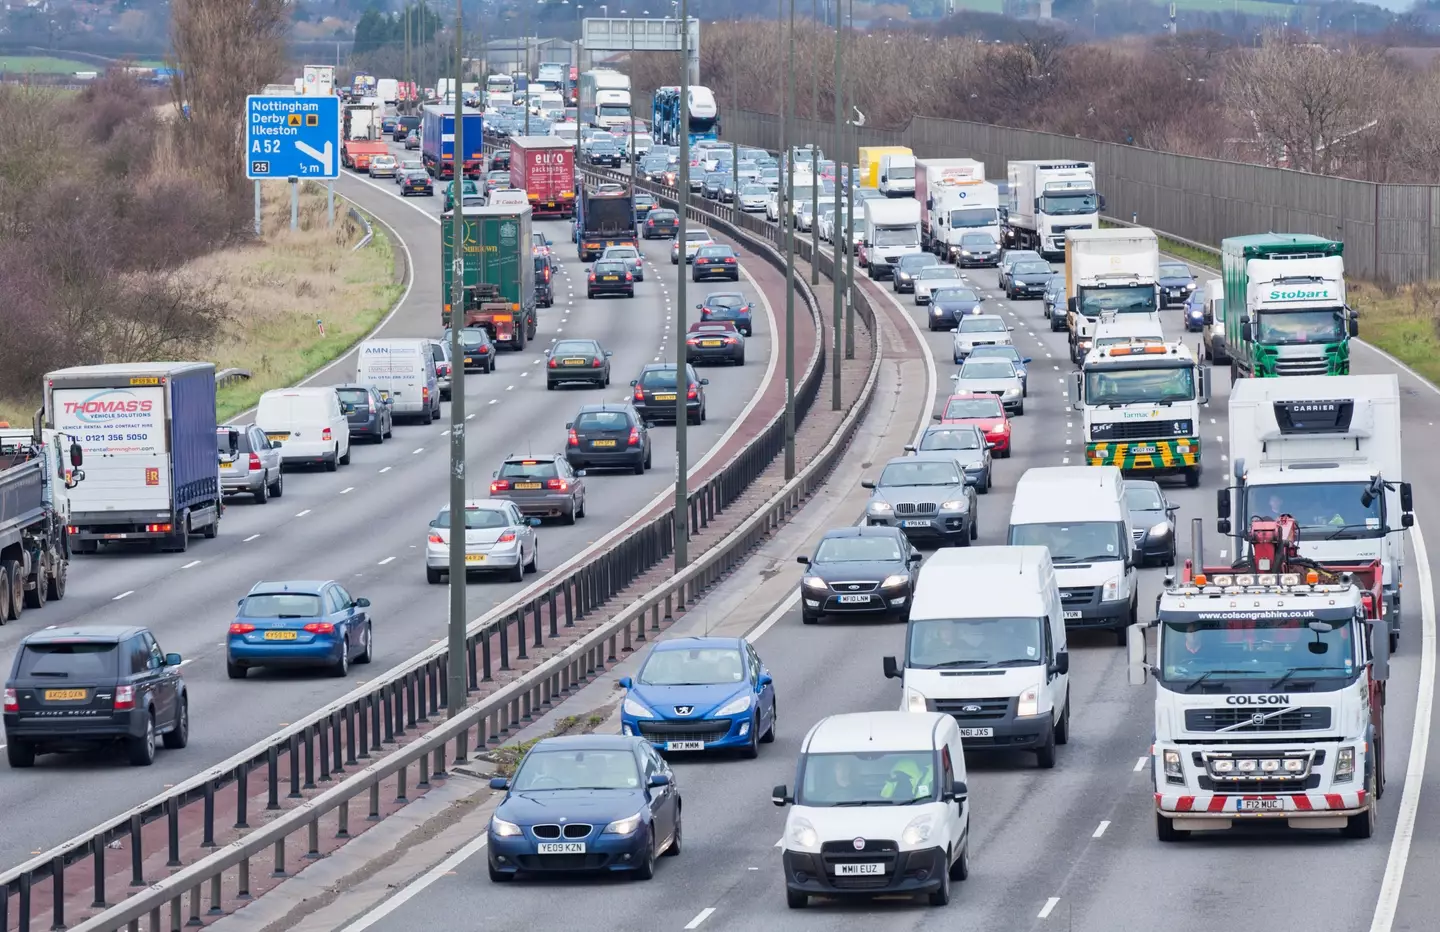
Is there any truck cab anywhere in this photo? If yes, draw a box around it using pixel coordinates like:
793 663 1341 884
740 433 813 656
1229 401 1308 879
1005 161 1103 260
1064 228 1161 364
859 199 922 281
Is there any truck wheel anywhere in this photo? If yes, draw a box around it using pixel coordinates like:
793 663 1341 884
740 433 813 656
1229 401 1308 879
1156 813 1188 842
1344 771 1379 838
23 558 47 610
0 563 11 623
1185 467 1201 489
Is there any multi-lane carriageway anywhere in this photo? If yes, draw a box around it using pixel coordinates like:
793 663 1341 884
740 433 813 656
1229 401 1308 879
315 168 1440 932
0 135 799 886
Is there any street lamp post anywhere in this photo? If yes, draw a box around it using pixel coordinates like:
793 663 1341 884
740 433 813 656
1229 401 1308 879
830 0 842 411
782 0 796 480
673 1 691 570
843 0 855 359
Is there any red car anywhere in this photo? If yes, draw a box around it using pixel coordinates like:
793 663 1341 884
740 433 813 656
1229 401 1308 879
936 393 1011 458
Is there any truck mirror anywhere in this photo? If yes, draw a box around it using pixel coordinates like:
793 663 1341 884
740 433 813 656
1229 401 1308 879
1197 366 1211 405
1126 625 1147 686
882 656 901 679
1218 517 1231 535
1401 481 1414 513
69 442 83 468
1215 487 1230 520
1066 297 1076 315
1240 317 1253 343
1098 194 1107 211
1373 620 1391 681
1033 197 1041 211
1067 371 1083 411
1349 316 1359 337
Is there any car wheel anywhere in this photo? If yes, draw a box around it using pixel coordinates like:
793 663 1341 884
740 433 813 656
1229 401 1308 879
227 660 247 679
1036 722 1057 769
508 558 524 583
356 623 374 664
801 610 819 625
787 889 809 909
426 566 443 584
128 713 157 766
324 452 338 472
949 842 970 881
269 472 284 498
1015 402 1024 416
1055 696 1070 745
633 836 657 880
488 861 515 883
6 740 35 768
970 516 979 541
255 479 270 504
928 859 951 906
761 700 777 743
664 809 682 856
332 640 351 678
741 717 760 759
162 695 190 749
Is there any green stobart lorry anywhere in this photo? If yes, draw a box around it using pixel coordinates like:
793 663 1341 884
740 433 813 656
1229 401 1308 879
1221 234 1358 379
441 204 538 350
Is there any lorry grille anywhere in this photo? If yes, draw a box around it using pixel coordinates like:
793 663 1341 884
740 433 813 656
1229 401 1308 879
1185 707 1332 732
1273 358 1331 376
1060 586 1097 604
1089 421 1188 441
933 697 1011 720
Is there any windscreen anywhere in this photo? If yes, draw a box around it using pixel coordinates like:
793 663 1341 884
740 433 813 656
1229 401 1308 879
1008 521 1123 563
511 749 640 791
1160 263 1191 279
873 226 919 247
499 460 559 479
1039 192 1098 215
434 507 510 529
240 593 324 618
1125 485 1164 511
638 647 746 685
959 317 1006 333
932 288 979 304
1079 285 1158 316
969 346 1021 364
951 207 998 228
1255 309 1345 345
797 751 938 806
1160 614 1358 687
920 427 983 451
878 460 961 487
919 268 960 281
1084 366 1195 406
1244 481 1382 540
944 397 1002 419
907 617 1045 668
813 536 903 563
961 360 1016 380
887 163 915 180
960 232 996 247
1013 261 1051 275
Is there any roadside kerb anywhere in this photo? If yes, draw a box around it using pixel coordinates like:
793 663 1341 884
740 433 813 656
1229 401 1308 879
59 200 885 932
0 182 827 932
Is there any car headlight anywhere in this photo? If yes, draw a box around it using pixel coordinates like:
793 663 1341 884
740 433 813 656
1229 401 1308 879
940 499 969 511
868 500 893 513
1017 685 1040 718
932 307 943 316
1149 521 1171 538
491 816 523 837
903 687 928 713
898 273 911 281
901 814 937 846
881 574 910 589
802 575 829 591
1002 387 1020 396
1186 282 1196 290
788 816 819 850
1335 746 1355 782
715 693 753 717
622 696 655 719
603 812 644 835
1102 577 1123 602
961 250 972 256
1162 749 1183 778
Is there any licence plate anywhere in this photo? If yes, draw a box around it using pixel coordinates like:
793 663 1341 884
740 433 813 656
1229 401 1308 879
1237 798 1285 812
44 689 87 701
562 358 585 366
536 842 587 854
901 519 930 528
1129 445 1158 454
834 862 885 876
1063 610 1083 620
264 630 299 641
959 727 993 738
265 432 289 441
591 440 617 447
464 357 474 364
666 740 705 751
653 394 676 402
838 594 870 604
513 482 543 490
701 340 722 347
603 275 619 281
466 554 486 563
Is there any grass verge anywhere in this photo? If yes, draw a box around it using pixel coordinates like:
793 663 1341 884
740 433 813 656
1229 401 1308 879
1348 282 1440 385
0 56 98 75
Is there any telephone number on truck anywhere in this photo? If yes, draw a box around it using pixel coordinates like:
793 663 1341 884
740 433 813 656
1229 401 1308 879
79 432 152 443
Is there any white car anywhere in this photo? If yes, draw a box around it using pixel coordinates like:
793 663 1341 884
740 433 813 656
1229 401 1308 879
950 357 1024 415
601 244 645 281
797 197 835 232
951 314 1014 363
774 711 971 909
424 499 540 584
368 154 398 178
737 184 769 213
671 228 714 264
913 266 963 306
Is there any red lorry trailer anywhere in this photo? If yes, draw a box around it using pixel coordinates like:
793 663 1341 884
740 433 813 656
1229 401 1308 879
509 135 576 218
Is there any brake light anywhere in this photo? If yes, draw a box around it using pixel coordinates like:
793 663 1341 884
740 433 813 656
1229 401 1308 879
568 429 579 447
497 531 517 543
687 386 698 399
490 480 510 493
427 532 445 544
634 388 645 402
229 622 256 634
625 273 633 281
248 453 263 471
647 219 654 226
113 685 136 711
322 428 332 442
144 523 172 533
589 273 596 282
3 688 16 713
724 257 736 264
549 357 559 368
546 478 569 491
304 622 336 634
628 427 640 446
422 386 430 401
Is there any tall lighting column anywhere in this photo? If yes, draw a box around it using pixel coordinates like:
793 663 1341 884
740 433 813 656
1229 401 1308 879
672 3 691 570
446 0 472 716
782 0 796 480
829 0 842 410
842 0 855 359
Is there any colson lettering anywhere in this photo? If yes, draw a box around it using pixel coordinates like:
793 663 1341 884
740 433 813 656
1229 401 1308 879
1224 695 1292 706
63 400 154 415
1267 289 1331 301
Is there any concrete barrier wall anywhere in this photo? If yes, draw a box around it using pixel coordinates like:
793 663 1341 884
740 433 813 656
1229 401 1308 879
720 108 1440 284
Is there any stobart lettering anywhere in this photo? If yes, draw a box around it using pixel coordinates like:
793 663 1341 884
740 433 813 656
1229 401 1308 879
1267 288 1332 301
1224 695 1291 706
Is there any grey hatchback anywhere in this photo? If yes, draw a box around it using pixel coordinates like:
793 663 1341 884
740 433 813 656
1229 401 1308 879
218 424 284 504
335 383 393 443
489 454 588 523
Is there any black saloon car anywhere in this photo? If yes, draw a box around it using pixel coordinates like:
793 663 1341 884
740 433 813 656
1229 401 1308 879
534 253 555 307
400 170 433 196
546 338 612 389
927 286 984 331
1005 259 1053 299
587 139 622 167
685 321 746 365
588 259 635 298
566 403 651 474
4 625 189 767
643 209 680 239
1125 479 1178 566
448 327 497 373
630 364 708 425
891 252 941 294
796 527 921 624
691 244 740 282
698 291 754 336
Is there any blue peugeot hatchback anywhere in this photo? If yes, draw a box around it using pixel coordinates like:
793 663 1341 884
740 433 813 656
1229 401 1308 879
618 636 776 758
487 734 681 881
226 581 373 679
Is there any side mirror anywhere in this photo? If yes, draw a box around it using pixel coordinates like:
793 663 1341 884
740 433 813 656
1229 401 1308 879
931 414 942 422
1373 619 1391 681
700 379 710 385
882 655 901 679
1022 357 1032 363
1051 650 1069 676
1166 504 1180 514
648 773 672 788
618 676 633 689
1126 624 1148 686
164 652 182 666
861 479 876 489
354 597 371 607
1067 297 1076 315
1401 481 1414 513
758 674 773 689
903 444 917 453
796 555 810 565
489 777 511 791
772 783 793 807
1098 194 1107 211
630 380 639 387
529 517 542 526
429 519 441 528
70 442 84 468
908 553 923 563
986 441 996 449
271 440 282 449
943 779 969 803
1216 487 1230 521
564 422 573 429
1218 517 1232 535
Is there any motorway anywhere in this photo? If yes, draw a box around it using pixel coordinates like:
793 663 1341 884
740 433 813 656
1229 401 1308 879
341 182 1440 932
0 145 786 870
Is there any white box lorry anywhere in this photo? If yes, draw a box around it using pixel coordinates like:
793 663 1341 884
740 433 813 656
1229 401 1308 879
1005 160 1102 260
859 198 923 281
878 151 916 197
1221 374 1412 649
916 159 999 261
1064 227 1161 364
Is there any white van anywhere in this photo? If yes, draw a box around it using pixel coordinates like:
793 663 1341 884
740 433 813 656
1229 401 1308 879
773 711 970 909
355 338 439 422
1007 466 1138 642
255 387 351 471
882 547 1069 769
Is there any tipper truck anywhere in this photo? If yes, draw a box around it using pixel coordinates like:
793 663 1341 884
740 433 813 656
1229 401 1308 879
46 362 222 554
1128 516 1389 842
1064 227 1160 364
1004 160 1102 259
1221 234 1357 379
441 204 538 349
1221 374 1411 650
575 185 637 261
0 425 83 621
914 158 999 261
508 135 576 218
421 104 485 180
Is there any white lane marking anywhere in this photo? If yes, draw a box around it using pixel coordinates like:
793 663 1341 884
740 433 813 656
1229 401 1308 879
440 430 450 437
380 466 392 474
1370 523 1436 932
521 371 530 377
244 534 261 542
296 509 311 517
774 836 784 848
751 591 802 642
340 487 354 494
412 447 424 455
466 413 476 419
488 399 498 405
506 384 515 391
181 560 201 569
684 908 717 930
342 834 490 932
1038 897 1061 919
378 557 395 566
1134 756 1148 772
1092 821 1110 838
113 591 134 601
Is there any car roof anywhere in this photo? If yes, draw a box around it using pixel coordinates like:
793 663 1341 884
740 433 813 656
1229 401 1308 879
819 525 905 541
691 321 737 331
577 403 636 414
650 635 746 653
704 291 745 302
527 734 643 753
961 314 1005 322
446 499 511 510
946 391 1006 405
804 711 949 754
884 451 964 467
21 625 148 645
503 452 560 462
1125 479 1162 492
247 580 331 595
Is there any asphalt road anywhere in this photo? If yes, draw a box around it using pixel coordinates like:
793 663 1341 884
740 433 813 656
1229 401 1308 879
344 195 1438 932
0 159 783 870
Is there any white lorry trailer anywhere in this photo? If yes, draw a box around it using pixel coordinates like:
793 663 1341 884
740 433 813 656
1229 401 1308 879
1064 227 1161 364
858 198 922 281
1004 160 1102 260
915 158 1000 261
1220 374 1412 650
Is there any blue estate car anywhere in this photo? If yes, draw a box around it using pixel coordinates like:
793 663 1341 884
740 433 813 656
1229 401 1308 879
226 581 374 679
965 344 1031 396
618 636 776 758
487 734 681 881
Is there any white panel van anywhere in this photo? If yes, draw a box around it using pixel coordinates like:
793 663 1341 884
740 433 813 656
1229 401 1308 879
355 338 439 421
255 387 351 471
882 546 1069 769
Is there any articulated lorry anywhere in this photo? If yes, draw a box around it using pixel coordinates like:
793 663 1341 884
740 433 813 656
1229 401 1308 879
421 104 485 180
1064 227 1161 364
1221 374 1411 650
0 425 83 621
575 185 636 261
441 204 538 349
1004 160 1102 260
508 135 576 218
1222 234 1356 379
46 363 222 554
1068 340 1209 488
1128 516 1389 842
914 158 1000 261
858 198 923 281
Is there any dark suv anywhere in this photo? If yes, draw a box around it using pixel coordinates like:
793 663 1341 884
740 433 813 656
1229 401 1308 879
4 625 189 768
566 403 652 474
534 253 555 307
630 363 708 425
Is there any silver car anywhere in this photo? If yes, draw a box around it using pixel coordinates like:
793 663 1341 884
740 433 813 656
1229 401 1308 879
671 228 714 265
424 499 540 584
737 184 769 212
601 244 645 281
998 249 1043 292
906 424 993 493
950 357 1025 416
489 453 587 523
913 266 963 305
218 424 284 504
951 314 1014 363
861 453 978 547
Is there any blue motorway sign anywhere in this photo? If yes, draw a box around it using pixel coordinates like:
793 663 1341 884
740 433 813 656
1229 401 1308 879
245 95 341 180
